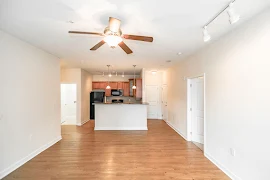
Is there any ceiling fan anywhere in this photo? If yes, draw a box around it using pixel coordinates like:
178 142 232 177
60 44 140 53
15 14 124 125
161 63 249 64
68 17 153 54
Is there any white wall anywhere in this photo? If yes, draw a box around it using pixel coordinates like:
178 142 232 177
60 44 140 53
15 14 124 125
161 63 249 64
61 68 93 125
166 9 270 180
0 31 61 178
81 69 92 124
93 75 140 82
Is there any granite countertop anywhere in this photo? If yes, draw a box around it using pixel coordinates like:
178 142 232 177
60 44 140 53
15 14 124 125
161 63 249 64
94 102 149 105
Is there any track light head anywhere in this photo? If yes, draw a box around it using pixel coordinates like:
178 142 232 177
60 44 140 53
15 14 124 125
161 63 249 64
203 26 211 42
227 3 240 24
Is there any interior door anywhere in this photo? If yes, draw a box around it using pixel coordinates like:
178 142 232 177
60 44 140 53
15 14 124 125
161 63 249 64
145 85 159 119
61 84 77 125
191 77 204 144
162 85 168 122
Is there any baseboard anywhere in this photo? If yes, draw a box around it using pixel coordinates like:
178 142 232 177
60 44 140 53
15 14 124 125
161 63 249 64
95 127 148 130
165 121 188 141
77 119 89 126
0 135 62 179
204 152 241 180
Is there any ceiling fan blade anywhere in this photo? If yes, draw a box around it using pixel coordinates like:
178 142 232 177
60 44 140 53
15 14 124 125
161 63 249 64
69 31 104 36
90 40 106 51
118 41 133 54
109 17 121 32
123 34 153 42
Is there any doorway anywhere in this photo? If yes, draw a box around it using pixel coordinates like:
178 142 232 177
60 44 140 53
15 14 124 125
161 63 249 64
187 76 205 151
61 84 77 125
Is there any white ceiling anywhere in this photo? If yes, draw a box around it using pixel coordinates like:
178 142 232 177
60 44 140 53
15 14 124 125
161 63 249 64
0 0 269 74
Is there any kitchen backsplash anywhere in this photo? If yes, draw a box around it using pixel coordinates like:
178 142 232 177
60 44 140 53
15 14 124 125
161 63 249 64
105 96 141 103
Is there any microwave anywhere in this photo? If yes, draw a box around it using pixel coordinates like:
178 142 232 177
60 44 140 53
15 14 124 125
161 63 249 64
111 89 123 96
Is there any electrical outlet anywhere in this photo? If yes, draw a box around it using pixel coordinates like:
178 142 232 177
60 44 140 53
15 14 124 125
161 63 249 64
230 148 236 157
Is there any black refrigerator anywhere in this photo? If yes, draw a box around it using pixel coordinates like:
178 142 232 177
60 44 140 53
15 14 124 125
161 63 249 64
90 90 105 120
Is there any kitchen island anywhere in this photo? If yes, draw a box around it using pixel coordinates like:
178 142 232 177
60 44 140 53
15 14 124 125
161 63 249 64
94 103 148 130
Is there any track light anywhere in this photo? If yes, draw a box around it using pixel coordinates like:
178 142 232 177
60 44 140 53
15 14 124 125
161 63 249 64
227 3 240 24
203 26 211 42
122 72 125 77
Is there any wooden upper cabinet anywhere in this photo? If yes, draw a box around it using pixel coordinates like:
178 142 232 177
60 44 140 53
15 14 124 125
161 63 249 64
92 82 100 89
99 82 107 89
123 82 130 96
117 82 123 89
92 81 130 96
135 78 142 99
109 82 117 89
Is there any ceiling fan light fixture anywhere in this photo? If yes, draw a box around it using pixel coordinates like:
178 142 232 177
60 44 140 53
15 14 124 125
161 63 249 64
104 35 122 48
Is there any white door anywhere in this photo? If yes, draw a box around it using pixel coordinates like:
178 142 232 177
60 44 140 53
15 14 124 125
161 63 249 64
145 85 159 119
191 77 204 144
61 84 77 125
162 85 168 122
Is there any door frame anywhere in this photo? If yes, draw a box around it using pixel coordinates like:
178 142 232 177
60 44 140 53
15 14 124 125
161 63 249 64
186 73 206 148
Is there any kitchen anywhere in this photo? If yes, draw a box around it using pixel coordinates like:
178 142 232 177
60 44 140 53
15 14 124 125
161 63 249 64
90 66 148 130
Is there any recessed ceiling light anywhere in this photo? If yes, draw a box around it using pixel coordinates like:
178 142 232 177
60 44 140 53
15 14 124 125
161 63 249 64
177 52 182 55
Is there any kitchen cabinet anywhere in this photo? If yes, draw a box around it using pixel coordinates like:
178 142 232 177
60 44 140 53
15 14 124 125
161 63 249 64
92 81 131 96
135 78 142 99
117 82 123 89
110 82 118 89
92 82 100 89
105 89 111 96
123 82 129 96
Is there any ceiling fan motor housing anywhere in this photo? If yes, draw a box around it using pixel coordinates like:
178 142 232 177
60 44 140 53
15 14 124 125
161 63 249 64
104 27 122 37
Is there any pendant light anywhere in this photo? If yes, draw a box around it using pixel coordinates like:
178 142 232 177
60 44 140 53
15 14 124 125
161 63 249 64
132 65 136 90
227 2 240 24
106 65 111 89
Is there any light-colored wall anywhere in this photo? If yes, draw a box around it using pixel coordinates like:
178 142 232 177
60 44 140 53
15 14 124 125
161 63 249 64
166 9 270 180
81 69 93 124
93 75 140 82
0 30 61 178
61 68 92 125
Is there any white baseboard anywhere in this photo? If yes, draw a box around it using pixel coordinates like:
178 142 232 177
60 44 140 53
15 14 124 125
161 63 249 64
77 119 89 126
0 136 62 179
165 120 188 141
95 127 148 130
204 152 241 180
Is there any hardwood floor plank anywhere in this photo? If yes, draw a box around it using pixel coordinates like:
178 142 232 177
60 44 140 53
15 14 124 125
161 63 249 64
3 120 230 180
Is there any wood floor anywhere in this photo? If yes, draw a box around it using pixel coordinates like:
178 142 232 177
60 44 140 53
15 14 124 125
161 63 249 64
4 120 230 180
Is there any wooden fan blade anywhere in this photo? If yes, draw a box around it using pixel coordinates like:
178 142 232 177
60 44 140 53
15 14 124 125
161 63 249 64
90 40 106 51
69 31 103 36
123 34 153 42
109 17 121 32
118 41 133 54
